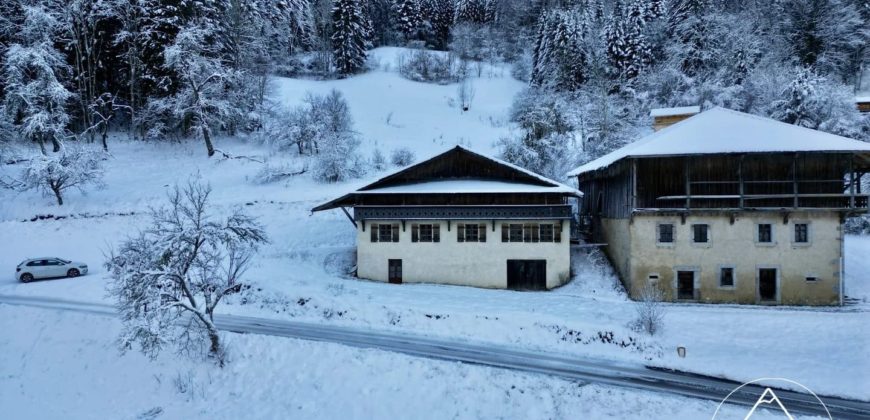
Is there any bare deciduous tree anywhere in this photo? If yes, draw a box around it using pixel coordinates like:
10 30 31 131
106 181 267 366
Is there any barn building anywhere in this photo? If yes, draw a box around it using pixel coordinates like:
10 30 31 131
313 146 581 290
569 107 870 305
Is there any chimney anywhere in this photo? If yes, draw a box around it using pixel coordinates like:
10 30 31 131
650 106 701 131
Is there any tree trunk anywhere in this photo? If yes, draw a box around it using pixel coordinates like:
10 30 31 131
52 185 64 206
202 125 215 157
207 328 223 367
101 125 109 152
50 137 61 153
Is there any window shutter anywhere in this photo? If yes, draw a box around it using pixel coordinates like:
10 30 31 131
433 224 440 242
554 223 562 242
371 224 378 242
501 224 508 242
457 223 465 242
532 224 540 242
478 224 486 242
392 223 399 242
412 224 419 242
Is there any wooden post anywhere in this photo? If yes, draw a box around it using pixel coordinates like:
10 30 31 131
631 159 637 211
792 153 799 209
684 158 691 210
738 155 744 209
849 158 856 209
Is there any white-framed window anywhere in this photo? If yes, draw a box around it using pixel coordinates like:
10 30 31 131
719 266 736 289
458 223 486 242
793 222 810 245
657 223 675 245
370 223 400 243
756 223 774 245
501 223 561 243
411 223 440 243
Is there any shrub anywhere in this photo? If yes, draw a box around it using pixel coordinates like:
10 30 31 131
390 147 416 166
397 48 459 84
632 282 667 336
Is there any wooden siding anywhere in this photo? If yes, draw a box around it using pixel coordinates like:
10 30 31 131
579 152 869 219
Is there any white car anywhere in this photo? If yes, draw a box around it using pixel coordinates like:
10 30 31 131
16 258 89 283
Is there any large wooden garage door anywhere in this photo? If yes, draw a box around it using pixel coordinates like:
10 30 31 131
507 260 547 290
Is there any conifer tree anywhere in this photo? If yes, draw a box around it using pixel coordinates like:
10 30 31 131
393 0 421 41
332 0 371 76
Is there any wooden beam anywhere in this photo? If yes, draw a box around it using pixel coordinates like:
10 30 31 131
850 158 856 209
738 155 745 209
685 158 691 210
631 159 638 211
340 207 357 228
792 153 799 209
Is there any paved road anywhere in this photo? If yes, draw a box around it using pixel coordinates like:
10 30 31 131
1 294 867 419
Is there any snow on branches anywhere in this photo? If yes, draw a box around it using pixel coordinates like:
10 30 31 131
18 145 106 205
106 181 268 366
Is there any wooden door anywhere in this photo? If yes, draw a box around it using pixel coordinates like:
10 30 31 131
677 271 695 300
758 269 777 302
388 259 402 284
507 260 547 290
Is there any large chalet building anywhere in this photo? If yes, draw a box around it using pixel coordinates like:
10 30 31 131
313 146 581 290
569 107 870 305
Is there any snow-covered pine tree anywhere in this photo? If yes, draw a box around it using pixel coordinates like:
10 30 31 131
420 0 454 49
454 0 488 24
2 5 73 154
552 11 589 91
332 0 371 76
604 1 630 79
667 0 711 77
777 0 867 81
530 11 556 87
393 0 421 42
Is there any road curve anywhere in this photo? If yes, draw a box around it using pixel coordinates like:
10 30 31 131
1 294 867 419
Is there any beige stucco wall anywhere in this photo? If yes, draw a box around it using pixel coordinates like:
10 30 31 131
600 218 632 290
356 220 571 289
625 212 842 305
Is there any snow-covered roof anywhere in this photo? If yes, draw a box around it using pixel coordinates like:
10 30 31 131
356 179 578 194
649 106 700 118
313 145 581 212
568 107 870 177
856 96 870 103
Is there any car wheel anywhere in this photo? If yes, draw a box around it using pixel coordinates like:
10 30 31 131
20 273 34 283
67 268 80 278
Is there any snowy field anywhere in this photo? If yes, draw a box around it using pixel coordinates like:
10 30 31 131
1 305 809 420
0 47 868 416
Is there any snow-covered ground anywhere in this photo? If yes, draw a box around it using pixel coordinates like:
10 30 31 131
0 47 868 414
1 305 807 420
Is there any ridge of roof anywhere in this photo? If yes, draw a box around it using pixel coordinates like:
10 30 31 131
567 107 870 177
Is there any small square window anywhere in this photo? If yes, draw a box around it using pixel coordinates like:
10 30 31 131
720 267 735 288
794 223 809 243
758 224 772 243
805 275 818 282
692 224 709 243
658 224 674 243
